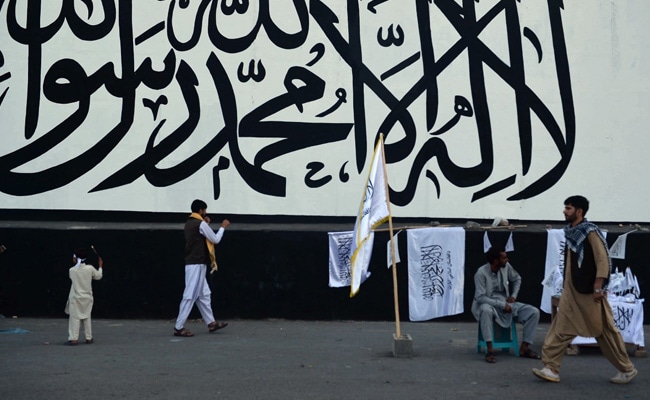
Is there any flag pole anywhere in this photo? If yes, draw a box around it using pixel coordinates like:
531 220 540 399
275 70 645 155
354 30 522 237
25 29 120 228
379 134 401 339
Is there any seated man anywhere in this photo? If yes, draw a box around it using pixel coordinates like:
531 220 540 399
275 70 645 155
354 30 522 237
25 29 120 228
472 246 541 363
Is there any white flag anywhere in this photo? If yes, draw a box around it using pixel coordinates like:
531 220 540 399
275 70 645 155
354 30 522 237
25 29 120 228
407 227 465 321
540 229 565 314
328 231 374 288
328 231 353 288
609 233 629 259
505 233 514 252
350 137 390 297
387 230 401 268
483 232 514 252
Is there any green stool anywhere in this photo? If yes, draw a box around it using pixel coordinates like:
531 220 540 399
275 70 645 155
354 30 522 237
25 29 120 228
477 320 519 356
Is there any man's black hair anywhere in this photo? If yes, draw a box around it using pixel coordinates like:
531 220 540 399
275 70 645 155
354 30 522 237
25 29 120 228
191 199 208 213
564 195 589 216
486 246 505 264
74 248 88 260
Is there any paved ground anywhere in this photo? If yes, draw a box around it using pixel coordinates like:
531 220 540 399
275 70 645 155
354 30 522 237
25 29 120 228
0 318 647 400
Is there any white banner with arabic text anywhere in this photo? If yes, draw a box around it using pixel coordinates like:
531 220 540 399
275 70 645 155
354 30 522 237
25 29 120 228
407 227 465 321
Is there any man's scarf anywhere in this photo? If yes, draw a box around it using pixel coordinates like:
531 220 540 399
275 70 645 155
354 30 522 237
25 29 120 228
190 213 218 273
564 219 610 270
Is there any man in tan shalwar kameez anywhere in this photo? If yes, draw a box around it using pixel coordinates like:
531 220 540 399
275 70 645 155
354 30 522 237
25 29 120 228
533 195 637 384
64 248 103 345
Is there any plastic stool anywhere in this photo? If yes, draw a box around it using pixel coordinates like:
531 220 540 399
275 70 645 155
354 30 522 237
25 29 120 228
477 320 519 356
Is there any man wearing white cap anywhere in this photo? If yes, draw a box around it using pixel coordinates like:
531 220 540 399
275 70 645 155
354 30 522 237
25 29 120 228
65 248 103 345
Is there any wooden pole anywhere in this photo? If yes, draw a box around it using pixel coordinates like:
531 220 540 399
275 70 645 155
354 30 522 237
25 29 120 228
373 225 450 233
379 134 401 338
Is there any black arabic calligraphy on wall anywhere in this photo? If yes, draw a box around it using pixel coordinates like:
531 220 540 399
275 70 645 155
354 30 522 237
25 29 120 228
0 0 574 213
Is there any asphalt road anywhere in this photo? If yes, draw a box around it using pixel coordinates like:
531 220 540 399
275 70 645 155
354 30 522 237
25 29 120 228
0 318 647 400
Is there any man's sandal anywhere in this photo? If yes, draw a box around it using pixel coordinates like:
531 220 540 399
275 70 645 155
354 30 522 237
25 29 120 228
173 328 194 337
208 321 228 333
485 352 497 363
520 348 541 359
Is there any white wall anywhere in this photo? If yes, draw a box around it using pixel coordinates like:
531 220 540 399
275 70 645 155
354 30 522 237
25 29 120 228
0 1 648 221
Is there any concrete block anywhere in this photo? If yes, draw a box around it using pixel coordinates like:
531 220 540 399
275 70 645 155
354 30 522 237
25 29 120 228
392 333 413 358
565 345 580 356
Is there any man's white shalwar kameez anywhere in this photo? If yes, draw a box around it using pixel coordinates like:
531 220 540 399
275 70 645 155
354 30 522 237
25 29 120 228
175 222 225 330
65 262 103 341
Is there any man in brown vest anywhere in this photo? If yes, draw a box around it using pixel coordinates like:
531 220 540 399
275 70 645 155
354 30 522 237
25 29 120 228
533 195 637 384
174 199 230 337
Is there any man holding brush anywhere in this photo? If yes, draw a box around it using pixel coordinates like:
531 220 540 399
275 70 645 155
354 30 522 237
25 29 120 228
64 247 103 345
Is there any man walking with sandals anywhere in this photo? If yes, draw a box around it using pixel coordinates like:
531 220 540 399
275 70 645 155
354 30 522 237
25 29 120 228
532 195 637 384
174 199 229 337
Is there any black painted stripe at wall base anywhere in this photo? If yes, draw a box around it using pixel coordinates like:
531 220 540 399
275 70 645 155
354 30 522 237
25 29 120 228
0 223 648 323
